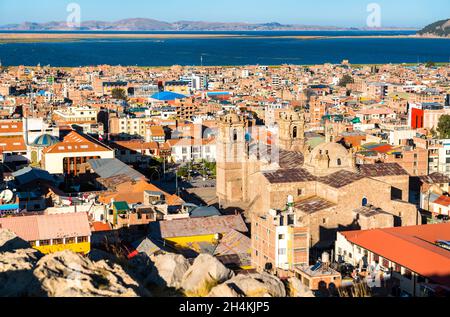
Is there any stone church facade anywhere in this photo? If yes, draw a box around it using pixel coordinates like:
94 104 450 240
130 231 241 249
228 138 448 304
216 111 420 249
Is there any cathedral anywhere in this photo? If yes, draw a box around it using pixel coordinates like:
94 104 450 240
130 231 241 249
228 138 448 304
216 111 420 249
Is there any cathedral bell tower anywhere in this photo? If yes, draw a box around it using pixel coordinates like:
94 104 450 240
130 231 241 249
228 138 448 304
278 110 306 152
216 112 248 206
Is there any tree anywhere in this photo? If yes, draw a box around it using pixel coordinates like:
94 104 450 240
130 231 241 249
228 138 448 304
111 88 127 101
425 61 436 68
437 115 450 139
338 75 354 87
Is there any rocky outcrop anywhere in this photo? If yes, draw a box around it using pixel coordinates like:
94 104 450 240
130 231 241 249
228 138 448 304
0 229 31 252
147 253 191 289
34 250 150 297
181 254 234 297
287 277 315 297
208 273 286 297
0 229 151 297
0 230 43 296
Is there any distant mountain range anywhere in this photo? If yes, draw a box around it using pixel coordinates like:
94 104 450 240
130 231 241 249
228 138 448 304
417 19 450 37
0 18 418 31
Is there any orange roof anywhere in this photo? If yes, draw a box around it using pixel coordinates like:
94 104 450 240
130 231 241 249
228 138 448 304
0 135 26 152
371 144 394 153
91 221 112 232
342 223 450 286
43 130 111 154
148 125 165 137
0 212 91 241
98 178 184 206
112 140 159 151
0 121 23 134
434 195 450 207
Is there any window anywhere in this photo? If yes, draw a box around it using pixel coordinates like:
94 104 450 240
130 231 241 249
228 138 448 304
77 236 88 243
297 189 304 196
278 234 285 240
233 129 238 142
322 218 328 224
278 248 287 255
403 269 413 280
40 240 50 246
362 197 368 207
337 158 342 166
66 237 76 244
293 126 298 139
417 276 426 283
30 241 36 247
53 239 63 245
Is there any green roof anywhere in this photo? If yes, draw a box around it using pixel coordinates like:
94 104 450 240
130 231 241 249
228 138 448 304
112 201 130 211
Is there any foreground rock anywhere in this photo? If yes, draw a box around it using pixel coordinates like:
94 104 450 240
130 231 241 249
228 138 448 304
147 253 191 289
33 250 150 297
182 254 234 297
0 248 43 296
208 273 286 297
0 229 31 252
287 277 315 297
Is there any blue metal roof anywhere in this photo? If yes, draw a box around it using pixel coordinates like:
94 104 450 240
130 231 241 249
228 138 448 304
0 204 19 211
31 134 60 147
151 91 187 101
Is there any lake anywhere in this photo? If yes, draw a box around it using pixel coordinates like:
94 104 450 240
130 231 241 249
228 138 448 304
1 31 449 66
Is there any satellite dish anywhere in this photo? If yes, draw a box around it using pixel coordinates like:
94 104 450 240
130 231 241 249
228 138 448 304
0 189 14 203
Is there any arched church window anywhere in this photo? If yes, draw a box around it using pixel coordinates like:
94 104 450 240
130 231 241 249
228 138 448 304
337 158 342 166
293 126 298 139
233 129 238 142
362 197 368 207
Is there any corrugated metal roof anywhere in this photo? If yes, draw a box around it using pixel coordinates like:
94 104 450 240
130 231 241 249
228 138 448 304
88 158 145 181
0 212 91 241
150 214 248 239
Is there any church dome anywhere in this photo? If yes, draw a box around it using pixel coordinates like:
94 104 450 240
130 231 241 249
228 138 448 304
31 134 60 147
305 141 354 175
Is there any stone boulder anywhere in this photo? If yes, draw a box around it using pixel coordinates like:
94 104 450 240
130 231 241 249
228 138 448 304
0 248 43 296
0 229 31 252
181 254 234 297
147 253 190 290
287 277 315 297
209 273 286 297
0 229 43 296
33 250 150 297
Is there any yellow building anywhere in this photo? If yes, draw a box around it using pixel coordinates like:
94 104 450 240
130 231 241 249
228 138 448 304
0 212 91 255
149 214 250 268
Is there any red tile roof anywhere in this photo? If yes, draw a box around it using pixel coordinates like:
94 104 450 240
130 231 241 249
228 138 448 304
342 223 450 286
91 221 112 232
434 196 450 207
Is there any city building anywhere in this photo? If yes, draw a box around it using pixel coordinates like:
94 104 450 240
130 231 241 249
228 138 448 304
0 212 91 254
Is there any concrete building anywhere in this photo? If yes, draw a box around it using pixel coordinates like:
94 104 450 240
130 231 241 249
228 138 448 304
42 131 114 175
251 206 309 274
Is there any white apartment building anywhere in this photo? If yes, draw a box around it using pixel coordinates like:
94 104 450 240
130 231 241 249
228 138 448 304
166 138 216 163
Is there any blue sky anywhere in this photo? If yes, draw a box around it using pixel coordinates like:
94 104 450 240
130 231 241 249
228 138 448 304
0 0 448 27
